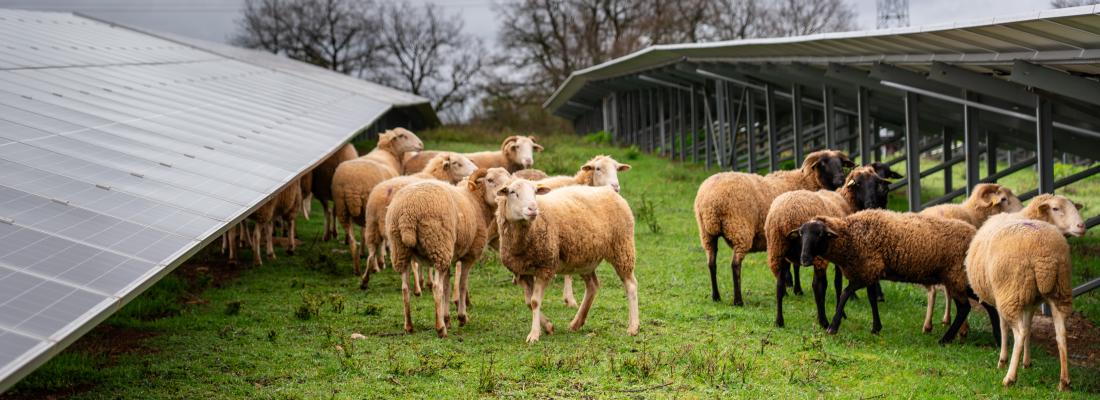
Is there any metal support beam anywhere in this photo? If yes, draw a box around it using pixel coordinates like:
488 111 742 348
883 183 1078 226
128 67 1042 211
1011 60 1100 107
659 88 668 157
929 62 1034 108
746 89 757 172
1036 96 1055 195
765 83 779 171
986 131 998 176
691 84 698 164
679 88 686 161
702 83 715 170
857 87 873 164
823 85 836 149
716 82 727 168
964 91 982 195
792 84 804 162
943 128 953 194
905 92 922 212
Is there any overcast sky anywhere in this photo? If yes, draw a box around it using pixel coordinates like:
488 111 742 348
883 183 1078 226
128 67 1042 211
0 0 1069 46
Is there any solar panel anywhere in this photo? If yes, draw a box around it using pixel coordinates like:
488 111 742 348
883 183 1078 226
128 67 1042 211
0 9 435 392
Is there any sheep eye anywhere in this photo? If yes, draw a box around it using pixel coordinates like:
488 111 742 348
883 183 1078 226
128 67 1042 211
1052 207 1060 212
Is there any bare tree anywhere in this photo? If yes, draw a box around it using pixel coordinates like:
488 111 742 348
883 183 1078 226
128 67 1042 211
768 0 856 36
233 0 381 74
372 1 486 118
1051 0 1100 7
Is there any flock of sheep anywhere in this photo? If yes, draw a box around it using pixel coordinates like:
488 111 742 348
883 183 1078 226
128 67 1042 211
222 128 1086 391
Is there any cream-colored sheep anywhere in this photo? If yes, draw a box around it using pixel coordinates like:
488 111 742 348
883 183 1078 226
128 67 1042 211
495 180 639 343
271 179 303 255
764 166 893 328
966 194 1085 391
694 149 855 305
299 171 313 220
403 135 543 173
332 129 423 274
386 169 503 338
919 183 1023 334
528 155 631 308
359 152 477 291
312 143 358 241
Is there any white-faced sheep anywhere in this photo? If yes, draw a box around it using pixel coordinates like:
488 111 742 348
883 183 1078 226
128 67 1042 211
495 179 639 343
311 143 358 241
402 135 543 174
919 183 1023 334
332 129 423 274
764 166 895 328
966 194 1085 391
795 210 1001 344
526 155 632 308
358 152 478 290
386 168 506 337
694 149 855 306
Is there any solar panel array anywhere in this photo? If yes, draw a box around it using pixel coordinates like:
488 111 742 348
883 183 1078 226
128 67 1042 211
0 9 432 391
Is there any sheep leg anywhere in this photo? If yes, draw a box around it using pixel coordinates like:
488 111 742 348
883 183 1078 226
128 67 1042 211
1021 308 1033 368
442 267 453 329
432 265 450 338
619 269 640 336
401 269 413 333
455 259 473 326
451 262 461 305
562 276 579 308
286 217 296 255
982 302 1001 347
364 243 379 287
321 200 333 241
518 276 553 333
827 281 866 335
867 282 882 334
730 254 745 307
874 282 885 302
227 225 238 265
997 314 1011 369
941 286 952 325
939 297 971 344
410 262 422 296
252 222 263 266
1003 319 1027 387
265 222 276 260
526 276 551 343
1051 304 1071 391
569 273 599 332
358 259 374 290
775 261 788 327
346 222 359 275
705 236 721 302
922 285 936 333
833 264 848 318
811 268 828 329
789 264 803 296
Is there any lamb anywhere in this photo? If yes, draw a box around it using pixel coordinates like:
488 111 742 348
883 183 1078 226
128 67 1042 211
694 149 854 305
764 166 894 328
358 152 478 290
312 143 358 241
495 179 639 343
919 183 1023 333
966 194 1085 391
332 128 423 274
386 168 505 337
402 135 543 174
794 210 1001 344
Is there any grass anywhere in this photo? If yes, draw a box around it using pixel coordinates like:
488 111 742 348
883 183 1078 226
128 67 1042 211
6 130 1100 399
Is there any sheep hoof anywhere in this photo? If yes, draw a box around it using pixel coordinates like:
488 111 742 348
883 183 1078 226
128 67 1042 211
457 314 467 327
711 293 721 302
1022 360 1031 369
775 319 784 328
544 322 554 335
826 327 838 335
564 299 579 308
733 299 744 307
404 324 413 334
358 281 369 290
997 359 1007 369
1059 379 1071 392
526 332 541 343
444 315 451 328
871 325 881 334
922 324 932 333
568 320 583 332
793 289 804 296
1002 376 1016 387
436 328 447 338
627 326 639 336
413 290 421 297
286 249 295 256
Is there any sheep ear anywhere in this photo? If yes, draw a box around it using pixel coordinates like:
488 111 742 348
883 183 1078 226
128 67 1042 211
496 187 509 197
840 156 856 168
824 226 839 237
442 161 451 171
883 169 903 179
533 143 544 152
1075 202 1084 210
617 163 631 171
582 164 594 171
1038 201 1051 213
845 179 856 188
786 229 801 239
535 185 551 195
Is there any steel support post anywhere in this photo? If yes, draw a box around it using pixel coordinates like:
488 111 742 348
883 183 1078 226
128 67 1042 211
703 83 714 170
857 87 872 165
765 83 779 171
746 89 757 172
943 128 953 194
905 92 922 212
986 131 997 176
715 82 727 167
1036 96 1055 194
823 85 836 149
792 84 804 162
659 88 667 157
964 91 981 195
691 85 698 164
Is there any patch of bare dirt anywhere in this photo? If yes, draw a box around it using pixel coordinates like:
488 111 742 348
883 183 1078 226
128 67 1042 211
1031 311 1100 368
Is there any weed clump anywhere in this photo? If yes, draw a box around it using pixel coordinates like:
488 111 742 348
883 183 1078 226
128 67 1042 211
295 293 324 320
636 192 662 234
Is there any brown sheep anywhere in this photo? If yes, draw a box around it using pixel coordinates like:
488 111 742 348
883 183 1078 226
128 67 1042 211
402 135 543 173
496 180 638 343
694 149 855 305
764 166 894 328
919 183 1023 334
359 152 477 291
795 210 1000 344
966 194 1085 391
332 129 423 274
386 169 503 338
312 143 358 241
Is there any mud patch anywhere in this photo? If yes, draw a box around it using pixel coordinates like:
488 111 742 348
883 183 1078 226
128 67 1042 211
1030 311 1100 368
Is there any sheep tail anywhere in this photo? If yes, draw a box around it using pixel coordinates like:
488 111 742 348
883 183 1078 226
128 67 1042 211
397 213 418 248
1033 256 1059 297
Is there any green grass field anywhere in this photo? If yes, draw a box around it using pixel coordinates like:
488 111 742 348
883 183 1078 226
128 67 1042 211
6 130 1099 399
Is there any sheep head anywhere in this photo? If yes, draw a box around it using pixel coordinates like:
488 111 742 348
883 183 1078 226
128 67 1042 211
791 216 842 266
470 167 512 205
842 166 892 211
867 162 903 180
802 150 855 190
970 183 1024 215
579 155 631 193
496 178 550 222
438 153 477 184
501 135 543 169
378 127 424 155
1028 194 1086 237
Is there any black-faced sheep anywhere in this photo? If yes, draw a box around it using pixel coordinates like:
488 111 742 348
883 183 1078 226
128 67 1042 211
694 149 854 305
358 152 478 291
312 143 358 242
919 183 1023 334
795 210 1000 344
966 194 1085 391
403 135 543 174
386 169 503 337
495 179 638 343
764 166 893 328
332 129 423 274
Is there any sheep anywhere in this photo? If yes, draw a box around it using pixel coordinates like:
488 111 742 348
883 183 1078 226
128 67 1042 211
966 194 1085 391
245 198 277 266
794 210 1001 344
694 149 855 306
332 128 423 274
386 168 505 337
312 143 358 241
299 171 313 220
764 166 894 328
495 179 639 343
512 168 549 180
402 135 543 174
919 183 1023 334
359 152 478 291
270 178 304 256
